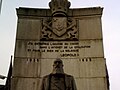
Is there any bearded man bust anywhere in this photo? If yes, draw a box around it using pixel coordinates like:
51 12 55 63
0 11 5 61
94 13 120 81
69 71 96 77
40 58 77 90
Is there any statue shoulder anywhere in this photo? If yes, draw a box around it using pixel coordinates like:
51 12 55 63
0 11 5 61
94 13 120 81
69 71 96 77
65 74 74 79
42 74 51 80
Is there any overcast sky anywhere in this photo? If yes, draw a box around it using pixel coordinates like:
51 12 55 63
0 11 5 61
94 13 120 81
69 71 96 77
0 0 120 90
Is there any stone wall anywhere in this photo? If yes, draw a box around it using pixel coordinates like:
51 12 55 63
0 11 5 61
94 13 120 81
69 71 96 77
11 7 109 90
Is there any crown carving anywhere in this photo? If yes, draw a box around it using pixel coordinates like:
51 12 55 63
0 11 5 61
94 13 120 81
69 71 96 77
49 0 71 16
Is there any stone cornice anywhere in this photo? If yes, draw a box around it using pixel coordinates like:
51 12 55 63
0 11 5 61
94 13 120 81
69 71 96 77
16 7 103 18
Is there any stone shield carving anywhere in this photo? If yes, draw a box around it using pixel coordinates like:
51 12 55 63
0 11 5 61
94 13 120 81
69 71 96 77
52 17 67 37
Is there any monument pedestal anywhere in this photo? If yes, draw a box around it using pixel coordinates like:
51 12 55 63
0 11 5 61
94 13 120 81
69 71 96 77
11 1 109 90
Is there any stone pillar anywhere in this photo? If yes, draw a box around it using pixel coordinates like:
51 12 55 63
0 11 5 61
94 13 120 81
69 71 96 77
11 1 109 90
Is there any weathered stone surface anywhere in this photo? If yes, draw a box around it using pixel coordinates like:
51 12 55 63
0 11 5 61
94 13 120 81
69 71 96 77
75 78 108 90
16 19 42 40
12 3 109 90
13 58 41 77
17 7 103 17
78 58 106 77
11 78 42 90
14 40 104 58
79 17 102 39
13 58 106 78
11 76 107 90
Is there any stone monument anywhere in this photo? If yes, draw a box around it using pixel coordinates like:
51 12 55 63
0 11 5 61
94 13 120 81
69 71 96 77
11 0 109 90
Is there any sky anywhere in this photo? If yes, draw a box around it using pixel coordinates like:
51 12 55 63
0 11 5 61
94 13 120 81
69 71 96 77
0 0 120 90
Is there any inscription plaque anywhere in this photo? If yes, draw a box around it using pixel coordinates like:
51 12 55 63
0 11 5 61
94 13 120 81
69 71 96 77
27 41 91 58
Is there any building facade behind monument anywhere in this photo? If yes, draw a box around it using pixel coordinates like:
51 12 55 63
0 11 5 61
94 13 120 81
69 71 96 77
11 0 109 90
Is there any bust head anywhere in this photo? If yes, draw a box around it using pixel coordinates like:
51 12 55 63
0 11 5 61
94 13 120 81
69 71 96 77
52 58 64 74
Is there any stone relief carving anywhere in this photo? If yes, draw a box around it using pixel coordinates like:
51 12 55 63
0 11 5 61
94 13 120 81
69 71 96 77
41 17 78 41
40 0 78 41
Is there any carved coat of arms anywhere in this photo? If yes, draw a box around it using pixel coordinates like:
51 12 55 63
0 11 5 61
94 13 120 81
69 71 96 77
41 17 78 41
